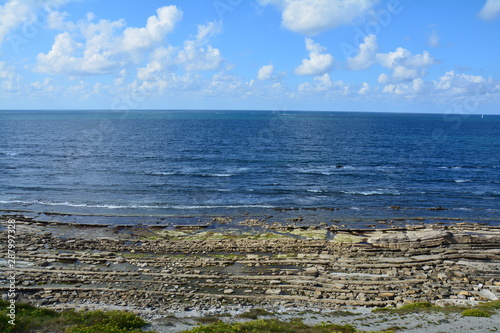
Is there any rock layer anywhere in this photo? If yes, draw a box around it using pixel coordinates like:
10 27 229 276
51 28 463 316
1 219 499 314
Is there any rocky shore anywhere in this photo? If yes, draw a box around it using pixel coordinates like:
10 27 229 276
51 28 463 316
1 214 500 320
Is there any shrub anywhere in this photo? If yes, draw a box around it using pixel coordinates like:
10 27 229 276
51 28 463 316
236 308 274 319
0 301 153 333
461 309 493 317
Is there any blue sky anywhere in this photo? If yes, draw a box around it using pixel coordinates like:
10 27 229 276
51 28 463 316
1 0 500 113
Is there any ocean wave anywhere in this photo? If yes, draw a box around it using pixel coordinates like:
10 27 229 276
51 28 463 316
0 200 275 210
147 171 234 177
342 189 400 196
438 166 462 170
293 165 398 175
306 189 327 193
454 179 472 183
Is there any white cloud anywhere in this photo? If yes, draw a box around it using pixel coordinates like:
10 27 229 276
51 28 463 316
133 20 223 85
177 42 222 71
478 0 500 20
428 28 439 47
295 38 333 76
30 77 55 93
358 82 369 95
195 20 222 43
121 6 182 52
47 10 70 30
257 64 274 80
376 47 435 82
381 78 424 96
259 0 379 35
0 61 23 92
0 0 72 46
35 6 183 75
175 21 224 72
298 73 332 91
347 34 377 70
377 73 389 84
0 0 43 45
35 31 122 75
297 73 348 94
434 70 489 94
136 46 176 81
0 0 34 42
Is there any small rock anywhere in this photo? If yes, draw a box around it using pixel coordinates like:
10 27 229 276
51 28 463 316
479 289 499 301
265 289 282 295
303 267 319 277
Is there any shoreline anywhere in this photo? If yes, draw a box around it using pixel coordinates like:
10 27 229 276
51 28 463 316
1 213 500 331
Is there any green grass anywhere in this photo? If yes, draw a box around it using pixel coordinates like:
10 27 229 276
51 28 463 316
373 300 500 317
195 316 223 325
330 310 358 317
236 308 274 319
461 309 493 317
179 318 394 333
373 302 437 313
477 300 500 310
0 300 154 333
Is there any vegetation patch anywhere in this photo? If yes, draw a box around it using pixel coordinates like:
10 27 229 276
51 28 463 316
477 300 500 310
373 301 438 313
0 300 153 333
195 316 223 324
289 229 328 240
236 308 274 319
179 318 392 333
332 233 366 244
374 300 500 317
461 309 493 317
330 310 358 317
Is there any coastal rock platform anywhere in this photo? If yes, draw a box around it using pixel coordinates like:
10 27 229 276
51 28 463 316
1 215 500 316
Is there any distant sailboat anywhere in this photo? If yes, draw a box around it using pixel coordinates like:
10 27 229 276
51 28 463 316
481 114 484 118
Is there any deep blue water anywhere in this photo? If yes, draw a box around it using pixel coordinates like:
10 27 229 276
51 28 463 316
0 110 499 226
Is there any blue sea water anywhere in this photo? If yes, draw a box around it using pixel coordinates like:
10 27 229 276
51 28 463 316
0 110 499 226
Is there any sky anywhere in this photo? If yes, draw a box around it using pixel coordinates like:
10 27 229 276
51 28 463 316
1 0 500 113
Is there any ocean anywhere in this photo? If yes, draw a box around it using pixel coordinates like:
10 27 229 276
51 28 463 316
0 110 499 227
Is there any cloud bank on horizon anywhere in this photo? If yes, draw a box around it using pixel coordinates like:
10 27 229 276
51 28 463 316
0 0 499 113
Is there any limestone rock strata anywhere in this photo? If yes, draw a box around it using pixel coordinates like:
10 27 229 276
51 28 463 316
0 223 499 313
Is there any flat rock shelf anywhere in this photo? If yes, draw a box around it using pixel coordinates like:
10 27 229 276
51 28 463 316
1 215 500 316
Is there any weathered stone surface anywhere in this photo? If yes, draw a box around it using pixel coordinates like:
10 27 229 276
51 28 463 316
2 220 500 314
265 289 282 295
479 289 499 301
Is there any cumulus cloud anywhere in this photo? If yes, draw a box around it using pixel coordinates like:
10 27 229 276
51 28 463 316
382 78 424 96
358 82 369 95
131 21 224 95
35 6 183 75
0 61 23 92
259 0 379 35
176 21 224 71
376 47 435 82
298 73 349 95
257 64 274 80
0 0 36 44
478 0 500 20
121 6 181 52
135 46 176 81
295 38 333 76
0 0 62 45
347 34 377 70
434 70 490 94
